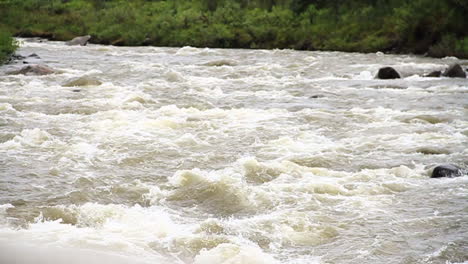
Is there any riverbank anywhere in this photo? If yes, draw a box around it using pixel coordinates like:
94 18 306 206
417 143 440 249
0 30 17 64
0 0 467 58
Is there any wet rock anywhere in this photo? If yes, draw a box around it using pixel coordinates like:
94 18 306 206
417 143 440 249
431 164 463 178
28 53 40 58
369 84 407 89
442 64 466 78
7 53 40 64
62 76 102 87
416 147 450 155
23 37 45 43
8 65 55 75
66 35 91 46
424 71 441 77
376 67 401 79
72 89 81 92
310 95 325 99
11 54 26 60
202 59 237 67
11 199 27 206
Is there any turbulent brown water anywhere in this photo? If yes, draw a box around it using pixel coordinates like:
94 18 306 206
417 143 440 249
0 38 467 264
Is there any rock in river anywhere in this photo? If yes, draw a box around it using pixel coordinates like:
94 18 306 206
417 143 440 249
376 67 401 79
431 164 464 178
442 64 466 78
28 53 41 58
202 59 238 67
424 71 442 77
66 35 91 46
8 65 55 75
11 54 26 60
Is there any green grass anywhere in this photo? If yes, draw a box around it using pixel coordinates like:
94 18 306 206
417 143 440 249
0 29 17 64
0 0 466 58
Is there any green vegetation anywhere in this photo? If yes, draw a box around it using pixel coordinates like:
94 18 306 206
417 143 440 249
0 0 467 57
0 28 17 64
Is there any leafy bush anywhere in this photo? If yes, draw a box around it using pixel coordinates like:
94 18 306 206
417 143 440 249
429 34 468 58
0 0 466 57
0 29 17 64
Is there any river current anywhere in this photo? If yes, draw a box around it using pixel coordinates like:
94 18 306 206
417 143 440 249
0 39 467 264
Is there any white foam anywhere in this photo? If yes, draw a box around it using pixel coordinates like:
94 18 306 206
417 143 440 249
0 128 57 149
194 243 279 264
164 69 186 82
0 242 160 264
0 203 184 261
176 46 200 55
352 71 373 80
442 56 459 60
0 204 14 225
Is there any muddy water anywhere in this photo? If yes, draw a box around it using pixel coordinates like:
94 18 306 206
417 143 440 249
0 39 467 264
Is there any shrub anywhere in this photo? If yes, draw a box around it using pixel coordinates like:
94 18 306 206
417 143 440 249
0 0 466 57
0 29 17 64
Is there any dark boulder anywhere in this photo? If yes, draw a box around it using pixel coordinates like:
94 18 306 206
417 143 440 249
28 53 40 58
376 67 401 79
424 71 441 77
431 164 463 178
66 35 91 46
310 95 325 99
442 64 466 78
11 54 26 60
8 65 55 75
6 54 25 63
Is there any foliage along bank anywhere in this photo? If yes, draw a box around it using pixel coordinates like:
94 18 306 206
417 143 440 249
0 29 17 64
0 0 467 58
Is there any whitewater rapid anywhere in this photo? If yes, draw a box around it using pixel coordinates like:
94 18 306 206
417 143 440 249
0 39 467 264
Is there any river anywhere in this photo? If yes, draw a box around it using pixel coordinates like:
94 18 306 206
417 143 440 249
0 38 467 264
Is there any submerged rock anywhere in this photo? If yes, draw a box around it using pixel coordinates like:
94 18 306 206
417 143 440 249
202 59 237 67
11 54 26 60
66 35 91 46
8 65 55 75
28 53 40 58
62 76 102 87
431 164 463 178
310 95 325 99
442 64 466 78
376 67 401 79
424 71 442 77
